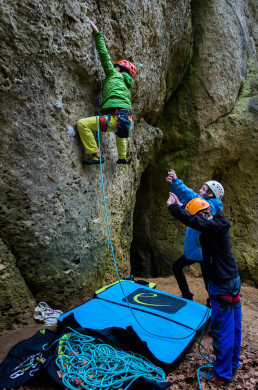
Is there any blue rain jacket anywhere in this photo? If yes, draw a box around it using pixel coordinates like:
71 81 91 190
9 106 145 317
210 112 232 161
171 178 223 261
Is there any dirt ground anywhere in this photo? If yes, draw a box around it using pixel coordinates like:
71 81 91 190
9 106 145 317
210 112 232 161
0 274 257 390
150 275 258 390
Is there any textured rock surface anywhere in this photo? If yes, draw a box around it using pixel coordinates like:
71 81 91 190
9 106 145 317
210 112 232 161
131 1 258 283
190 0 254 127
0 240 36 332
0 0 190 330
0 0 257 332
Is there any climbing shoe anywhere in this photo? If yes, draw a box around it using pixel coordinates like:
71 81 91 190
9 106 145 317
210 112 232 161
199 370 230 387
83 155 104 165
116 158 128 165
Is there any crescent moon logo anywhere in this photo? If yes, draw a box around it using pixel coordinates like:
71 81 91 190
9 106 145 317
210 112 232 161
133 293 171 307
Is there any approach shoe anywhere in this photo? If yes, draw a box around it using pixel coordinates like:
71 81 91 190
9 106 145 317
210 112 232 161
199 370 229 387
116 158 128 164
83 155 104 165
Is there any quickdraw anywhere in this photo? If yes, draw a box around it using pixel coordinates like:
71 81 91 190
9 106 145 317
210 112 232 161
10 352 46 379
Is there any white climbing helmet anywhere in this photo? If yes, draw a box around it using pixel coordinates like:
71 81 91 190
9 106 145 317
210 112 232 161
205 180 224 199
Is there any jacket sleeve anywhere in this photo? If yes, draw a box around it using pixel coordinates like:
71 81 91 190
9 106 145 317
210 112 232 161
94 32 115 77
208 198 223 215
168 204 227 234
170 178 200 203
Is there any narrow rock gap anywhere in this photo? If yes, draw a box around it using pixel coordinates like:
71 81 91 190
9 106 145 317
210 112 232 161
130 166 156 278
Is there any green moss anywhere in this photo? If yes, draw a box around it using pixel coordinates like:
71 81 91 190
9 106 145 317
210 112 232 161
155 63 201 175
133 55 258 284
134 67 203 276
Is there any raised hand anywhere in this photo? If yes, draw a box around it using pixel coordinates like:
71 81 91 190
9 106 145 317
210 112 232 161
167 192 183 207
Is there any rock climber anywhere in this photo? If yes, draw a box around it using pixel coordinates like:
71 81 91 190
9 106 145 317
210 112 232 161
166 169 224 305
77 20 136 165
167 193 241 387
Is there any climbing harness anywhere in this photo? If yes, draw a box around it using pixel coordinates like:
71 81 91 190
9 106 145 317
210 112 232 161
99 113 111 132
99 109 132 138
210 294 240 303
43 327 165 390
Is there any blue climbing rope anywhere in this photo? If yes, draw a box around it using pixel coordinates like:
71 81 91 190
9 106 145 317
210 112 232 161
96 115 210 340
197 365 213 390
44 327 165 390
96 116 213 390
196 318 213 389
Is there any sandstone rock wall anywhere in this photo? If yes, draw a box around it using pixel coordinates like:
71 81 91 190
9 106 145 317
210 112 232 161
131 0 258 285
0 240 36 333
0 0 257 332
0 0 191 330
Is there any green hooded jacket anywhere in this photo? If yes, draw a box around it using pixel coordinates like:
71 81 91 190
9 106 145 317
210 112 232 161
95 32 134 111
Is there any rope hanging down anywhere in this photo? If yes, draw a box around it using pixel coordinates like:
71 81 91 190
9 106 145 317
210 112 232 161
47 328 166 390
96 116 210 340
95 117 213 390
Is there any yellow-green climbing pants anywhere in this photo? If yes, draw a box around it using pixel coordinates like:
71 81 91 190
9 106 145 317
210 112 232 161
77 115 132 160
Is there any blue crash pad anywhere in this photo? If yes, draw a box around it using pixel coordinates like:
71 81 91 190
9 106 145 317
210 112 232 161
58 281 210 371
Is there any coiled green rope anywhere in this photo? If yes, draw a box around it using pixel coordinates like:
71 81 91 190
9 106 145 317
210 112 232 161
49 327 165 390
